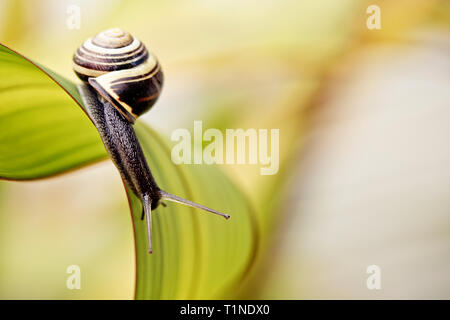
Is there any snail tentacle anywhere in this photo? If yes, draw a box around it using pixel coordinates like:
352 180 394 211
159 190 230 219
143 194 153 254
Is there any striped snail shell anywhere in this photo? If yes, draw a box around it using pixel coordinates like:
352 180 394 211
73 28 163 123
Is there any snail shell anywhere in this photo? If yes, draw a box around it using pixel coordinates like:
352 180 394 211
73 28 163 123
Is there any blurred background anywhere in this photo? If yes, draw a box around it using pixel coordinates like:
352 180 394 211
0 0 449 299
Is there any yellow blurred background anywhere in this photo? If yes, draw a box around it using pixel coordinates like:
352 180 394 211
0 0 449 299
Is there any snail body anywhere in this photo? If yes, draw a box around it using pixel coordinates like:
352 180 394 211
74 28 229 253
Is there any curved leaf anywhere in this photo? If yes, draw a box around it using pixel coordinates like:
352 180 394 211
0 45 107 180
0 43 259 299
131 124 258 299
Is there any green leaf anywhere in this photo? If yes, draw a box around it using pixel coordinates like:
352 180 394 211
0 43 259 299
131 124 258 299
0 45 107 180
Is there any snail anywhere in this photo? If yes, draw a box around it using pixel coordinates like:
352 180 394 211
73 28 229 254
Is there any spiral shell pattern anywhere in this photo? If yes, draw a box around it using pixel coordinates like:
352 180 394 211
73 28 150 80
73 28 163 123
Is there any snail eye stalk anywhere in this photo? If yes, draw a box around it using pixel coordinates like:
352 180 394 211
159 190 230 219
142 195 153 254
